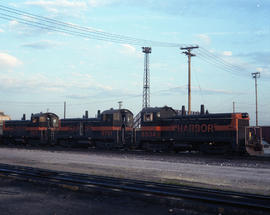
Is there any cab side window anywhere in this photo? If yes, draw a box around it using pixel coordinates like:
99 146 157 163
113 113 120 121
144 113 153 122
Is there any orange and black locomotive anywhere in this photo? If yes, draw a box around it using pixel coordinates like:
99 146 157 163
137 106 263 155
0 105 263 155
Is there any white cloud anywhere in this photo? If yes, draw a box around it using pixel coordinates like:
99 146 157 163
0 70 138 101
223 51 232 56
70 72 113 91
9 20 19 27
24 0 87 8
119 44 142 58
163 85 241 95
256 67 263 72
24 0 87 16
0 53 22 70
122 44 136 52
8 19 45 36
256 67 270 76
88 0 119 7
0 71 107 93
22 40 63 49
196 34 211 45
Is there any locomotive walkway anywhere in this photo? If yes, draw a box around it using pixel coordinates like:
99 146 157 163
0 146 270 196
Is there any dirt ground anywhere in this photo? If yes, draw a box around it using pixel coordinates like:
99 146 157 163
0 177 205 215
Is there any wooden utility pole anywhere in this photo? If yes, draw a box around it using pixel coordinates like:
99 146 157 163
180 46 199 115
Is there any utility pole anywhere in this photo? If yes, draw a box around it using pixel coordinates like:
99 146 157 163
180 46 199 115
142 47 152 109
252 72 260 126
233 101 235 113
64 101 66 119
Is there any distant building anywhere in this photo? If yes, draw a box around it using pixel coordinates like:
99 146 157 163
0 111 11 122
0 111 11 135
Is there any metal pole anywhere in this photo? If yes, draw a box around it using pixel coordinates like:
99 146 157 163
255 76 258 126
188 51 191 115
142 47 151 109
252 72 260 126
64 101 66 119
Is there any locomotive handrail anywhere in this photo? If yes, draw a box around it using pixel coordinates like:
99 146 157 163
133 111 141 128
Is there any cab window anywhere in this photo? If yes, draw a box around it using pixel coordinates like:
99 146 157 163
52 118 58 127
144 113 153 122
113 113 120 121
39 116 46 122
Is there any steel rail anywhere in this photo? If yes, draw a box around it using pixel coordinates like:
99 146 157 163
0 163 269 211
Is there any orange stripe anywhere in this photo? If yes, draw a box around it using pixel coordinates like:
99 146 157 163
141 124 238 132
3 127 13 131
91 126 124 131
141 126 177 131
214 125 237 131
58 127 78 131
26 127 47 131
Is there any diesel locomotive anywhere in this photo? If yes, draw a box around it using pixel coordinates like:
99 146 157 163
0 105 263 155
138 106 263 155
1 108 133 149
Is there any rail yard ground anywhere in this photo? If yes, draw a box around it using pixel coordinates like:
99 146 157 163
0 146 269 195
1 176 190 215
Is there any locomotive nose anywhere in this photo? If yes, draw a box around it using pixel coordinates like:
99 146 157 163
245 127 264 156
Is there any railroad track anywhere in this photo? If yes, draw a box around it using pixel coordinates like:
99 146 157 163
0 163 269 214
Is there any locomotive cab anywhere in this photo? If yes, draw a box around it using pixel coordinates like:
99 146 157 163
31 112 59 128
30 112 59 144
141 106 177 124
139 106 177 151
94 108 133 148
101 109 133 127
2 112 59 145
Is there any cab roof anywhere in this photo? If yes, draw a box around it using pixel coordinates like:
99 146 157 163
101 109 133 115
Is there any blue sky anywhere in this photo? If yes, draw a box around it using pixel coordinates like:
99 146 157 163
0 0 269 125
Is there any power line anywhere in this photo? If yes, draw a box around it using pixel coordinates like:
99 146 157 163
0 3 251 75
0 4 256 82
199 47 245 71
195 49 248 75
0 4 189 47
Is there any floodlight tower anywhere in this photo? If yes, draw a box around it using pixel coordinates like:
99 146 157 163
252 72 260 126
142 47 152 109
